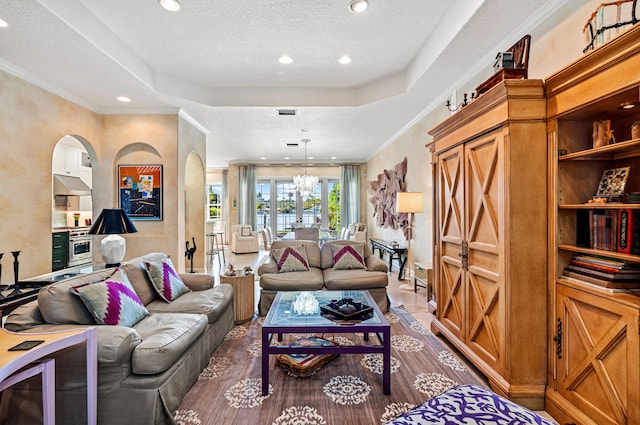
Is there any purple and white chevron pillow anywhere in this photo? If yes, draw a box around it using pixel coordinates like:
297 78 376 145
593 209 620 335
272 244 310 273
72 269 149 327
144 258 190 302
332 243 366 270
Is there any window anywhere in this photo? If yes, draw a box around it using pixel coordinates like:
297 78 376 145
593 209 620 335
256 181 271 230
207 184 222 220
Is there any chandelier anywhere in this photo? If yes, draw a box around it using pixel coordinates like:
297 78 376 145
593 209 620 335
293 139 319 197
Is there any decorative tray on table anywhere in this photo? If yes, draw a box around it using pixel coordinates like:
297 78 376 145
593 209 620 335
320 297 373 320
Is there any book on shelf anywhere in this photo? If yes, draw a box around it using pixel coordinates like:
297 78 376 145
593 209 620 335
562 270 640 288
576 208 640 254
563 254 640 289
564 264 640 281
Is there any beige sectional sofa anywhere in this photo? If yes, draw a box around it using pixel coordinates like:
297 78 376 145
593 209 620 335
257 239 389 315
0 253 234 425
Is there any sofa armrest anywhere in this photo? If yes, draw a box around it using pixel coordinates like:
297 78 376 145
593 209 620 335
366 255 388 272
258 256 278 275
179 273 214 291
4 300 45 332
95 325 142 365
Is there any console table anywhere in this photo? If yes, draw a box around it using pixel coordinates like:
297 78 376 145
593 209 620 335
0 327 97 424
369 238 408 280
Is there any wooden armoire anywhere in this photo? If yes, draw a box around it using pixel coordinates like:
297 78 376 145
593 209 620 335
428 79 548 409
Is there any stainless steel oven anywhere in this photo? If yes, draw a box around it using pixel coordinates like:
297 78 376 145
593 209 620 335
68 227 92 267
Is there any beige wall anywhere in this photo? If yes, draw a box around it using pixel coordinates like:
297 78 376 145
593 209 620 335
0 70 100 282
0 69 206 282
364 0 609 275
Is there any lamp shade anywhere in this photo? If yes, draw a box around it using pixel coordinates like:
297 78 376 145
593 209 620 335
89 208 138 235
396 192 424 213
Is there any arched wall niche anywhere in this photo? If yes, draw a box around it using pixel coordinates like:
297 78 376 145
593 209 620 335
185 151 205 272
107 142 168 264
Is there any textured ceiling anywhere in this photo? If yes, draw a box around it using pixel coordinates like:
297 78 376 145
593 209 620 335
0 0 567 168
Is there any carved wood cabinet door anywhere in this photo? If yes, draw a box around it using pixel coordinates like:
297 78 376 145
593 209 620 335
555 283 640 425
436 144 465 341
463 131 503 373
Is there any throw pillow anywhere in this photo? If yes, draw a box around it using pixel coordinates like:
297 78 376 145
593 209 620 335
240 227 251 236
72 269 149 327
144 258 191 302
272 244 310 273
332 243 367 270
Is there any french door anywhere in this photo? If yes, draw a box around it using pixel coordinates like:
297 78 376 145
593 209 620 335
256 179 339 238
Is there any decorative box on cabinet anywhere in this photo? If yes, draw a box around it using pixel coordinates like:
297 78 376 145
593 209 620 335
546 24 640 425
428 79 548 409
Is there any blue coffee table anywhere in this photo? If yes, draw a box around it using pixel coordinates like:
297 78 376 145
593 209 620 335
261 290 391 396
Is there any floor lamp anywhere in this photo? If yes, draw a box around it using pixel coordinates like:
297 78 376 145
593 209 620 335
396 192 424 291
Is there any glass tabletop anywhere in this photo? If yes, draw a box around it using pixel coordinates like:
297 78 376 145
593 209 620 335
263 290 386 328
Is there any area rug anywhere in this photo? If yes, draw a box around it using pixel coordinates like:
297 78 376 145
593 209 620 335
174 307 484 425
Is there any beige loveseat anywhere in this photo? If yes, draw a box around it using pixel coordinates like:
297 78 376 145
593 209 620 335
0 253 234 425
257 239 389 315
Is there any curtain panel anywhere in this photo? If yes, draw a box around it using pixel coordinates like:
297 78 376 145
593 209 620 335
340 165 360 228
238 165 256 229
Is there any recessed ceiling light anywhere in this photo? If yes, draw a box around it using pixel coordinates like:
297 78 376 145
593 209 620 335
308 156 314 160
283 156 290 160
348 0 368 13
158 0 181 12
278 55 293 64
260 157 267 160
338 55 352 65
331 156 337 160
0 18 8 28
117 96 131 102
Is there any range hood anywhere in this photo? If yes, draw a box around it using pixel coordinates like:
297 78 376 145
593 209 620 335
53 174 92 196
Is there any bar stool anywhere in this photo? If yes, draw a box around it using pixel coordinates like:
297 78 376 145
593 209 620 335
206 231 225 266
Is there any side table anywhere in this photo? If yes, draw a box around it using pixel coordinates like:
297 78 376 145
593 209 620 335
220 271 255 323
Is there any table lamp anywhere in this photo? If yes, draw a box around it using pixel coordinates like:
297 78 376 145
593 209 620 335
396 192 424 291
89 208 137 267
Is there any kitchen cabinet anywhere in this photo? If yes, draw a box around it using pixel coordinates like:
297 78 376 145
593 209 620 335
53 145 90 181
52 231 69 272
428 79 547 409
545 24 640 425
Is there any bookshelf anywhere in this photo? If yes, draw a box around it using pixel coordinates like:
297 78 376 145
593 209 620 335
546 25 640 425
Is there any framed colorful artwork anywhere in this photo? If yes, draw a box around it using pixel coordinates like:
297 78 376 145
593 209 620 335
595 166 631 198
118 164 163 220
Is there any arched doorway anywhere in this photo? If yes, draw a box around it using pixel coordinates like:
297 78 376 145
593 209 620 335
185 152 205 272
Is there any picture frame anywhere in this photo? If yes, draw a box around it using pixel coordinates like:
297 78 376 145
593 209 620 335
118 164 163 220
595 166 631 198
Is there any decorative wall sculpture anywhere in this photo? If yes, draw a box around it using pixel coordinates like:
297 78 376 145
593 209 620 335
368 157 410 239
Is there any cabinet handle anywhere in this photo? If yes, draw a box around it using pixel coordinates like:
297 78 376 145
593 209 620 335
553 317 563 359
459 241 469 271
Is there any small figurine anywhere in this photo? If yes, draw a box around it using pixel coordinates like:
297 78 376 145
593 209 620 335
243 265 253 275
225 263 236 276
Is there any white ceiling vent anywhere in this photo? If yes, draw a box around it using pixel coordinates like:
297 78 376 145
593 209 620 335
277 109 297 116
286 143 299 147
